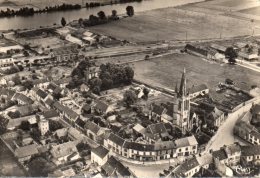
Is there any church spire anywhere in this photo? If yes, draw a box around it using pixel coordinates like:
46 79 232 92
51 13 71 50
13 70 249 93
179 68 187 97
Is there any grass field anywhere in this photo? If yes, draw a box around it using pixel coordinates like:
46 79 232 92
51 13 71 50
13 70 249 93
132 53 260 100
89 5 260 43
239 6 260 16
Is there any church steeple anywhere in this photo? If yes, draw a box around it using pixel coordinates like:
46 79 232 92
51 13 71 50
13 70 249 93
179 68 187 97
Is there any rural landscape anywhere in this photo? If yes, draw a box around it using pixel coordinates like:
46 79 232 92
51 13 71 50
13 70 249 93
0 0 260 177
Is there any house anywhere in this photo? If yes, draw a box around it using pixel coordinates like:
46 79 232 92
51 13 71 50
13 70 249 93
205 106 225 128
6 115 37 130
12 93 34 105
185 44 208 58
38 119 49 135
173 158 200 177
149 104 166 122
50 141 80 165
31 87 48 102
44 98 55 109
42 109 60 120
234 114 260 145
223 143 241 166
14 144 39 162
53 77 71 88
196 153 213 169
91 145 109 166
82 103 92 115
174 135 198 157
133 123 145 135
94 101 113 114
50 47 79 62
251 104 260 126
143 123 170 143
238 51 258 61
212 148 228 164
241 145 260 166
85 121 108 144
210 44 227 54
85 66 99 82
101 156 135 177
80 83 89 92
189 84 209 99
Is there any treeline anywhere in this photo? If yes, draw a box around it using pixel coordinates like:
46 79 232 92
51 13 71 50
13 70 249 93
0 3 81 17
86 0 142 8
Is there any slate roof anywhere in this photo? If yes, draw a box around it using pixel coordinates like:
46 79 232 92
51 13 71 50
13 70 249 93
12 93 34 104
108 133 125 147
212 149 228 161
101 156 132 177
241 145 260 156
124 141 154 151
94 100 109 112
63 106 79 121
36 89 48 99
75 118 86 129
92 145 109 158
151 104 165 115
252 104 260 115
45 98 54 107
43 110 59 119
147 123 167 135
174 158 200 176
85 121 100 134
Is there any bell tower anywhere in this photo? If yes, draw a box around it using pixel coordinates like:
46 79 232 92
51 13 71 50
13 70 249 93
173 68 191 134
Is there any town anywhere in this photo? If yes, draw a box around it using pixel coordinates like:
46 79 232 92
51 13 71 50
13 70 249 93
0 0 260 177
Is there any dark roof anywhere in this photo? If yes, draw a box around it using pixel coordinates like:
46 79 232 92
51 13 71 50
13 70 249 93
252 104 260 115
13 93 34 104
108 133 125 147
123 141 154 151
45 98 54 107
147 123 167 135
92 145 109 158
101 156 132 177
212 149 228 161
63 106 79 121
241 145 260 156
75 118 86 129
95 100 109 112
32 78 49 85
174 158 200 175
185 44 208 56
36 89 48 99
85 121 100 134
53 101 65 112
151 104 165 115
43 110 59 119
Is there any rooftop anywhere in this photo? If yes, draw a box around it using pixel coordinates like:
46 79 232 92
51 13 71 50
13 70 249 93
91 145 109 159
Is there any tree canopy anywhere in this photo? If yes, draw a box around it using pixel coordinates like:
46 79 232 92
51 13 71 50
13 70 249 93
123 89 138 107
61 17 67 27
225 47 237 64
126 6 134 16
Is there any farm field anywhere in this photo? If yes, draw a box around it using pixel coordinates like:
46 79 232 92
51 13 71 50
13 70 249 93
89 5 260 43
239 6 260 16
132 53 260 101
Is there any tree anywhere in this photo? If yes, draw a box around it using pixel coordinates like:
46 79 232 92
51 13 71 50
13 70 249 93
112 10 117 17
28 157 55 177
123 90 138 107
76 142 91 152
61 17 67 27
126 6 134 17
97 11 106 20
225 47 237 64
124 66 134 83
143 87 150 99
49 120 63 132
20 120 30 131
22 80 34 90
78 18 83 25
12 74 21 85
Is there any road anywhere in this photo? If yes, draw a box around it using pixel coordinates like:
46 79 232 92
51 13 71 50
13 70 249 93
205 97 260 152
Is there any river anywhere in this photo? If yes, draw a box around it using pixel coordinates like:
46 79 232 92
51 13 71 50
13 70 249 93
0 0 203 31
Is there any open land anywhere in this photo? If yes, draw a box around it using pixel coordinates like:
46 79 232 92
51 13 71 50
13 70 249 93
89 5 260 43
133 53 260 99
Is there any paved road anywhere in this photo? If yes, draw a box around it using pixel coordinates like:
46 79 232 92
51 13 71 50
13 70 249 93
205 97 260 152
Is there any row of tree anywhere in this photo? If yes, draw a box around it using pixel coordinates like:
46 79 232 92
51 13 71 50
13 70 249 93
0 3 81 17
86 0 142 8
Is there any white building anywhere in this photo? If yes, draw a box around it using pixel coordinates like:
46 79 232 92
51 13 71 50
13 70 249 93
38 119 49 135
91 145 109 166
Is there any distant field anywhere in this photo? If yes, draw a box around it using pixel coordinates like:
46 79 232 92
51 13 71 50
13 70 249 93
239 6 260 16
132 53 260 100
89 6 260 42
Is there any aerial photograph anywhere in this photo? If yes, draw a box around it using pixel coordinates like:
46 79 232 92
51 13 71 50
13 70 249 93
0 0 260 177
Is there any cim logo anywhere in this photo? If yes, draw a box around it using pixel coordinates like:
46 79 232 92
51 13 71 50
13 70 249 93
235 165 251 175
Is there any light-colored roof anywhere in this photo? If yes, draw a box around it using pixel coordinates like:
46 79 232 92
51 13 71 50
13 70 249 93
7 115 36 129
15 144 39 158
175 135 198 147
133 124 145 134
50 141 78 159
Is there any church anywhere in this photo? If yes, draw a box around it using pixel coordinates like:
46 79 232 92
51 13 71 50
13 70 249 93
149 68 197 135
